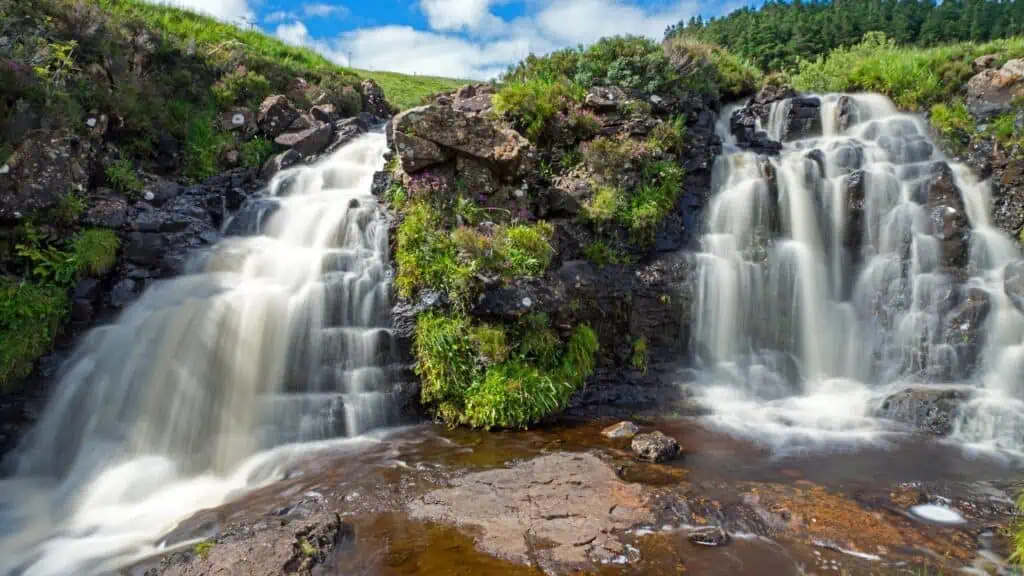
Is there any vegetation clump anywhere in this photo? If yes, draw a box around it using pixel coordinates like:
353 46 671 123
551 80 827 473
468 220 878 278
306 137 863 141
0 279 68 391
415 311 598 429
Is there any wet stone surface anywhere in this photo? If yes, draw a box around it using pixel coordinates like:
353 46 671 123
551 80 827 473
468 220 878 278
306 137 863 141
147 421 1024 576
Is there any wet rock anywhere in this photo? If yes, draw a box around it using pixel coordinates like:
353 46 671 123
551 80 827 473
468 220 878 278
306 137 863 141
875 386 974 436
844 170 866 252
687 525 730 547
1004 260 1024 314
782 96 823 141
584 86 629 113
109 278 138 307
323 116 370 156
224 197 280 236
143 180 182 207
453 83 495 115
393 131 450 173
631 431 681 462
274 121 333 158
974 54 999 73
257 95 300 139
966 61 1024 119
0 130 92 221
360 79 392 119
260 149 302 181
82 189 129 229
916 162 970 277
730 107 782 155
602 421 640 439
408 452 653 569
943 287 992 377
392 291 448 342
836 95 858 133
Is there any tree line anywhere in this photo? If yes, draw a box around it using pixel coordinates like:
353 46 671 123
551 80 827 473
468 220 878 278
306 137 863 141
667 0 1024 72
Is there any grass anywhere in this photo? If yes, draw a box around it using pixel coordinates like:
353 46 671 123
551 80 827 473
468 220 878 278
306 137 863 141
415 311 599 429
793 32 1024 111
72 229 120 276
193 541 214 559
239 138 277 168
105 159 143 196
0 279 68 392
930 101 974 154
357 69 469 111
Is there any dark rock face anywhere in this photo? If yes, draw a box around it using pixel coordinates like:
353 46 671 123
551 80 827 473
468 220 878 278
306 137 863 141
360 79 393 120
259 149 302 181
942 288 992 379
1005 261 1024 315
916 162 970 278
631 431 681 462
729 107 782 155
258 95 301 139
781 96 823 141
0 130 92 221
875 386 974 436
274 120 333 157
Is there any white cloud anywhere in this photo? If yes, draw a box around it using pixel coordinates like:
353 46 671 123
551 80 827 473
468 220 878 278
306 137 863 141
147 0 253 23
303 3 348 18
264 10 296 23
277 0 701 79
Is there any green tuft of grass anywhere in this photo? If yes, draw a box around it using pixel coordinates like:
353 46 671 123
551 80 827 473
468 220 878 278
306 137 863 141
105 159 143 196
184 110 233 182
494 78 583 142
631 337 648 375
193 540 214 559
0 279 68 392
239 138 276 168
72 229 120 276
930 102 974 154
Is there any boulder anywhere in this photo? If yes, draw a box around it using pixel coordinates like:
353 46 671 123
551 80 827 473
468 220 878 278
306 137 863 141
257 95 300 138
323 116 370 156
259 149 302 181
0 130 92 221
547 174 592 216
218 107 254 134
392 104 530 175
287 113 315 132
601 421 640 439
631 431 681 462
141 180 182 207
914 162 970 277
781 96 823 141
455 155 498 198
310 103 337 123
82 189 129 229
584 86 629 113
943 287 992 378
974 54 999 73
729 107 783 155
875 386 974 436
753 83 797 106
360 79 392 119
274 121 333 158
966 61 1024 119
393 131 450 173
453 84 495 115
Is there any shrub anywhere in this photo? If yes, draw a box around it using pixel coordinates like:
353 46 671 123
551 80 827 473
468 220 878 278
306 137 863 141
494 78 583 142
105 158 142 195
573 36 678 94
212 69 272 110
52 193 86 224
395 202 474 303
582 136 646 183
990 113 1020 146
622 160 684 243
72 229 120 276
499 222 554 277
184 110 232 182
663 35 760 98
239 138 276 168
583 186 621 223
647 115 687 155
0 279 68 391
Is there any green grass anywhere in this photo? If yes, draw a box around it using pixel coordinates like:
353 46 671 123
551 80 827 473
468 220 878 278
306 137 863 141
239 138 277 168
793 32 1024 111
415 311 599 429
357 69 469 111
72 229 120 276
0 279 68 392
105 159 142 196
193 541 215 559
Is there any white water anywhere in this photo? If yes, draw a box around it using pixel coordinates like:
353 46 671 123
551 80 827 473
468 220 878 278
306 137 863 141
695 93 1024 454
0 133 397 575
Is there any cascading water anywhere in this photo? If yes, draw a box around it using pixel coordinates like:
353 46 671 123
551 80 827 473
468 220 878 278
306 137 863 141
0 133 398 575
694 94 1024 453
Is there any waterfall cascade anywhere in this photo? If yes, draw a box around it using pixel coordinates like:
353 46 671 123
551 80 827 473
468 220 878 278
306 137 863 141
694 94 1024 452
0 133 398 576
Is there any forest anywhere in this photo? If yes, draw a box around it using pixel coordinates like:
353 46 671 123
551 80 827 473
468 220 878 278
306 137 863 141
667 0 1024 71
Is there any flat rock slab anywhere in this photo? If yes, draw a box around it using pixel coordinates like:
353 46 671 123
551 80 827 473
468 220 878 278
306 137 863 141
408 452 653 569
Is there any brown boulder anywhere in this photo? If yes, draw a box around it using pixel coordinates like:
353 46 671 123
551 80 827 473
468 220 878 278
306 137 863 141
274 121 333 158
393 131 450 173
974 54 999 73
257 95 300 138
966 60 1024 118
631 431 681 462
393 104 530 175
0 130 92 221
310 103 337 123
259 149 302 181
453 83 495 115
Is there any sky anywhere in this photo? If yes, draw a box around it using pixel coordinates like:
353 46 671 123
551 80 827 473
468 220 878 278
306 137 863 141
156 0 754 79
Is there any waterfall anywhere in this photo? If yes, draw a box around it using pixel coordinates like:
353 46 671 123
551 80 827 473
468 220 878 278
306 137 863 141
0 133 398 575
693 93 1024 453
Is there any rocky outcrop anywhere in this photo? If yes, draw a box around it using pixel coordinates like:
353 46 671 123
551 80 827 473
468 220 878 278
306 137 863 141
274 117 333 158
875 386 974 436
257 95 301 139
359 79 392 120
453 84 495 115
966 59 1024 119
0 130 92 221
916 162 971 278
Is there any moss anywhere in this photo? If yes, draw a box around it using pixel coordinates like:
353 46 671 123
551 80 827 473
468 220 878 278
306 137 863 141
583 240 629 266
990 113 1020 146
631 337 648 375
193 541 214 558
395 202 475 303
499 222 554 277
470 325 509 364
583 186 622 224
105 158 142 196
298 538 317 558
72 229 120 276
0 279 68 392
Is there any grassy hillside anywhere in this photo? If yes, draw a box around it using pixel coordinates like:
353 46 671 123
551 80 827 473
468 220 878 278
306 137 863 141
359 70 470 110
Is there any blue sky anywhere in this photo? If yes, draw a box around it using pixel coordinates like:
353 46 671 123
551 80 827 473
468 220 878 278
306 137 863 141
160 0 754 78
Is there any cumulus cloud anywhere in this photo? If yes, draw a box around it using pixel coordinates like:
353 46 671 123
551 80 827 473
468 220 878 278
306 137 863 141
148 0 253 22
302 3 348 18
277 0 702 79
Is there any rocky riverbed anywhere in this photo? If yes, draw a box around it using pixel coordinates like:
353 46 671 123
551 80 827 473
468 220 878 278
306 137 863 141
140 420 1024 576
